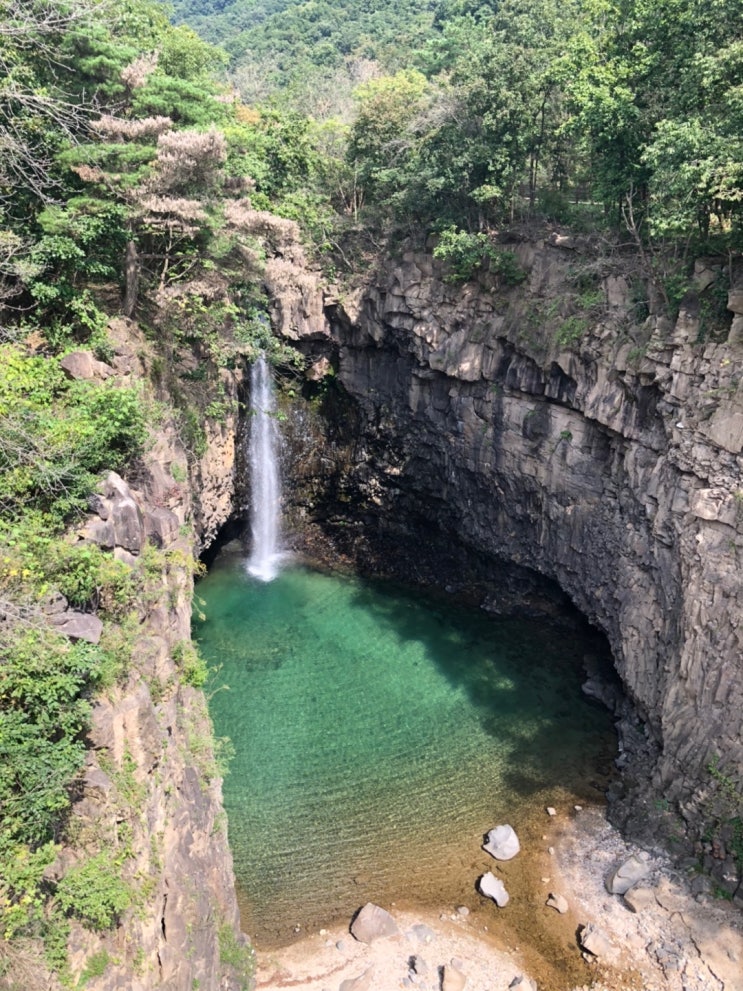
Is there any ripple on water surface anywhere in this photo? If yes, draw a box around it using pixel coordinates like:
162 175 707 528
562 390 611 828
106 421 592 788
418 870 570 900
195 555 616 948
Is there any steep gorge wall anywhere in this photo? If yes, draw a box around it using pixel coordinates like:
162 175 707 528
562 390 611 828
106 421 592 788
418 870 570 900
304 238 743 856
32 323 250 991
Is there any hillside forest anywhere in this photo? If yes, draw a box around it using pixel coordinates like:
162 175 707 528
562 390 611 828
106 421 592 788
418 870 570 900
0 0 742 980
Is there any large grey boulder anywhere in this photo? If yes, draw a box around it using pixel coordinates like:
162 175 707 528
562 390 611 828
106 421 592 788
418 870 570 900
350 903 399 943
144 507 180 548
81 472 145 555
483 824 520 861
51 610 103 645
102 472 145 553
478 872 509 907
606 855 649 895
727 288 743 314
60 350 113 381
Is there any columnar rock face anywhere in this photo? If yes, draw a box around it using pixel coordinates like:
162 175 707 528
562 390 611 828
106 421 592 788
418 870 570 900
54 326 249 991
64 445 249 991
320 240 743 841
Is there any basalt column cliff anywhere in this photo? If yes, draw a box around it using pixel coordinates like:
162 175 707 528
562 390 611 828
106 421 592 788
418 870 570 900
302 236 743 857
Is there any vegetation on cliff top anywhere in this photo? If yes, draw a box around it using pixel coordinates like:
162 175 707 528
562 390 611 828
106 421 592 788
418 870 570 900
167 0 743 265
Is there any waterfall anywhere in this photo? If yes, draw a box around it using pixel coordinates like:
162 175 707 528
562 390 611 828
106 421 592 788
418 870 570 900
246 354 283 582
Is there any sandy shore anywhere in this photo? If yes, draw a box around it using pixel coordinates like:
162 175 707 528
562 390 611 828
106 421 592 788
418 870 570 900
251 805 743 991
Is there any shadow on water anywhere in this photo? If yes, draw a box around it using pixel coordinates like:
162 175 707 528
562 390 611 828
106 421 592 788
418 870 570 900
343 575 617 801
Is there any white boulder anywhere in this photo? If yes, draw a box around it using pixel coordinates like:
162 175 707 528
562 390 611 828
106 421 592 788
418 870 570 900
479 872 509 907
483 824 520 861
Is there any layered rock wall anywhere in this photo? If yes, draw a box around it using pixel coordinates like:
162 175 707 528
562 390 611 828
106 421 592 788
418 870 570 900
319 239 743 844
50 324 249 990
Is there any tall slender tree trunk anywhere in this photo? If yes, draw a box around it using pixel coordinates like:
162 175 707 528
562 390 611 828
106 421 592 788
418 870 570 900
123 240 139 318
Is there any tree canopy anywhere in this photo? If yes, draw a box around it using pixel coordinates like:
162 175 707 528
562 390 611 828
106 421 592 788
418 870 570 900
163 0 743 254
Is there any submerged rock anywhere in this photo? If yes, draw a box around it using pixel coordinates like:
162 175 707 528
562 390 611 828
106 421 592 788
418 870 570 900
509 976 537 991
339 966 375 991
483 824 520 861
623 886 656 913
407 923 436 945
443 961 467 991
579 923 616 960
545 892 568 914
479 872 509 907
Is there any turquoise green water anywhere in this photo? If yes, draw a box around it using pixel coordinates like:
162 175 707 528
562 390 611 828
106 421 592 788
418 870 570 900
195 553 615 947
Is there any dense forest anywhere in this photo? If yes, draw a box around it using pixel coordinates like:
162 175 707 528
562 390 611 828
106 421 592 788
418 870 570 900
1 0 742 980
166 0 743 257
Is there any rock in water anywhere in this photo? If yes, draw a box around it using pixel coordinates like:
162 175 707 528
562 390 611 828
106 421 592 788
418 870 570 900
606 855 650 895
623 886 656 913
478 872 509 907
409 955 429 976
509 976 537 991
408 923 435 944
483 824 520 861
350 903 399 943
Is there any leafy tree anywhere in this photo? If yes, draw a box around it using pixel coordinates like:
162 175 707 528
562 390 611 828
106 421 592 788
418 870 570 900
347 69 430 211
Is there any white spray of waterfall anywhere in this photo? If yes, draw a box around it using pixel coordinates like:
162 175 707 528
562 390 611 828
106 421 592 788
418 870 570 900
247 355 283 582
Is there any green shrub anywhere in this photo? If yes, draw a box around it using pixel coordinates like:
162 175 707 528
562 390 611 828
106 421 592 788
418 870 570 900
0 629 103 847
218 923 255 989
433 226 525 285
78 949 112 985
0 625 111 946
0 839 58 940
0 346 148 525
56 853 132 931
537 187 573 222
556 315 588 346
172 641 209 688
43 543 136 614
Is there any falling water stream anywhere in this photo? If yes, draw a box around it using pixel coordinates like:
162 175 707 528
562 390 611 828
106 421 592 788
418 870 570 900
246 355 283 582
